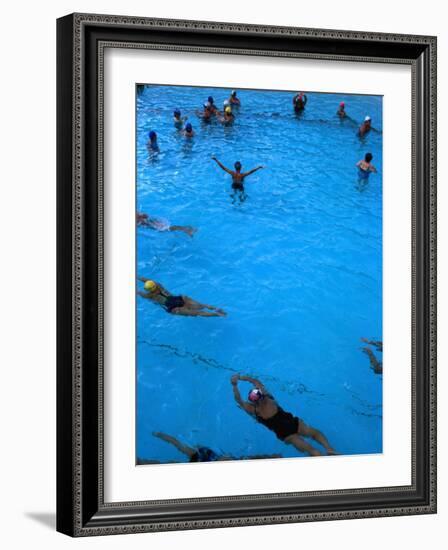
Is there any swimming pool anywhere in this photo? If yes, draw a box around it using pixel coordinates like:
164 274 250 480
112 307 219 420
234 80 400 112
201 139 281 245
136 85 383 463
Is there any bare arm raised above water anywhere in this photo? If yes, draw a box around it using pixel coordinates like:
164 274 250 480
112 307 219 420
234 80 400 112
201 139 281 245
231 375 255 414
242 166 265 178
211 156 234 175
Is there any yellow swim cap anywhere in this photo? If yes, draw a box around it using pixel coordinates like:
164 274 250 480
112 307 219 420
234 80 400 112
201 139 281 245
144 280 157 292
225 106 232 114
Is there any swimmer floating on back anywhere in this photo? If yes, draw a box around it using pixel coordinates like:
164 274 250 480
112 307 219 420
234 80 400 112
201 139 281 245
211 156 264 201
356 152 377 180
231 374 337 456
152 432 282 462
136 212 196 237
138 278 226 317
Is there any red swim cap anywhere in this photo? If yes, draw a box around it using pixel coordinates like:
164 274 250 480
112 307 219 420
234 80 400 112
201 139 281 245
340 101 345 107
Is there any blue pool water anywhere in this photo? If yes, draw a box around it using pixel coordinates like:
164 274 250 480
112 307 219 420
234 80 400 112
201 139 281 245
136 85 382 463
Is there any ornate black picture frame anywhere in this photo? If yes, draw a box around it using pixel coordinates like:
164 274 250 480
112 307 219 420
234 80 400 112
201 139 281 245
57 13 437 536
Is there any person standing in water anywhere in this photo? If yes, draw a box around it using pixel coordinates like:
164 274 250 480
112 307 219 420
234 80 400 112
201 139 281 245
358 116 372 137
173 109 187 129
211 156 264 200
197 103 214 122
356 152 377 180
205 96 218 115
231 374 337 456
136 212 196 237
337 101 347 118
229 90 241 106
147 130 159 152
293 92 307 113
183 122 195 137
218 106 235 125
137 278 226 317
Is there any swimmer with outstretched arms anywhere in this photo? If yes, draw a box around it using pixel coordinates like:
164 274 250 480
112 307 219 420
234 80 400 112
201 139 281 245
231 374 337 457
152 432 281 462
138 278 226 317
211 156 264 196
136 212 196 237
356 152 377 180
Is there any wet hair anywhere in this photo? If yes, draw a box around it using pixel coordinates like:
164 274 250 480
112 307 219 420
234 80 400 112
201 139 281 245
149 130 157 140
365 152 373 162
174 109 181 117
234 161 242 171
185 123 192 132
208 96 214 104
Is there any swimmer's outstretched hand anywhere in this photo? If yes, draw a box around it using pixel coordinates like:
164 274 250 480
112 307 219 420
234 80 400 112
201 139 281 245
211 155 217 160
231 374 240 385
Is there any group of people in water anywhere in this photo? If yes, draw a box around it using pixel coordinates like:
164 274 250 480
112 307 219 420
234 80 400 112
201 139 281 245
137 89 381 462
146 90 378 190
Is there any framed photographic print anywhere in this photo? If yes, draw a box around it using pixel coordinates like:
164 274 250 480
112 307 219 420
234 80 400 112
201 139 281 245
56 13 437 536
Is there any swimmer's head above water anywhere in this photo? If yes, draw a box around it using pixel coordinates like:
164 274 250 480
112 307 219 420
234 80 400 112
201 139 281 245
225 106 232 115
248 388 264 402
185 122 193 133
234 161 242 172
365 152 373 162
148 130 157 142
173 109 181 118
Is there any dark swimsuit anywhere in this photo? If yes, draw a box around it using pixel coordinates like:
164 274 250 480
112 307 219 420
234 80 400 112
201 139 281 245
255 402 300 441
358 167 371 180
232 180 244 191
293 97 305 112
162 295 185 313
190 447 219 462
